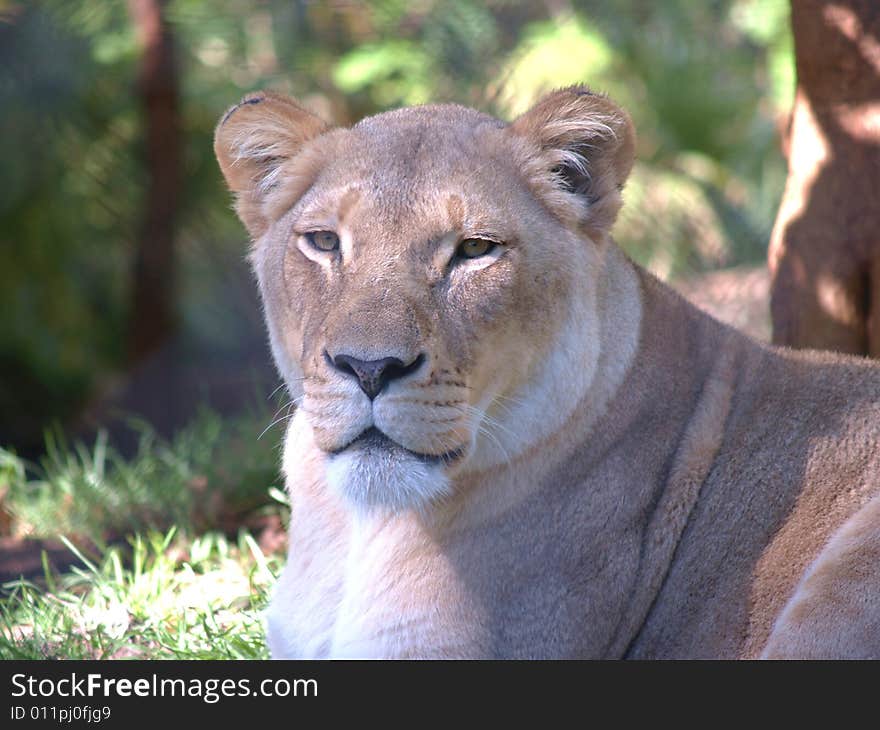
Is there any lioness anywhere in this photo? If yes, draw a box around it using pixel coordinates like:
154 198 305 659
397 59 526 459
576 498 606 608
214 87 880 659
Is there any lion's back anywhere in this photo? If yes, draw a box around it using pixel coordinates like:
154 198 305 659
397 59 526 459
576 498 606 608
627 336 880 658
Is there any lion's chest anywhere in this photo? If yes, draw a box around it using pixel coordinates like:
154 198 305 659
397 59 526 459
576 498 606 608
267 509 485 659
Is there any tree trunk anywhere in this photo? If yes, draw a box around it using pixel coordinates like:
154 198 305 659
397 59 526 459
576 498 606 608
768 1 880 357
127 0 181 364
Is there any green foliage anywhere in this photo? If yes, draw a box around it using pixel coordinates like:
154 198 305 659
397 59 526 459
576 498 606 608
548 0 793 276
0 406 287 659
335 40 432 106
2 407 282 542
495 18 615 117
0 529 280 659
1 3 141 445
731 0 795 112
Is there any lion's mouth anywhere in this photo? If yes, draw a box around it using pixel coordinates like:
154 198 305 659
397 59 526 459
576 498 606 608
330 427 465 466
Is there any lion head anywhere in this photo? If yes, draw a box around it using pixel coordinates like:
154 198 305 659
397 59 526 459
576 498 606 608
215 87 635 512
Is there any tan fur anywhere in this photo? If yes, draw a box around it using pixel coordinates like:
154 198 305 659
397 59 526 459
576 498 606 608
215 87 880 659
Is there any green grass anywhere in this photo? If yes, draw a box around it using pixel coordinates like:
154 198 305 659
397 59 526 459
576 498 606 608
2 407 284 542
0 406 290 660
0 529 283 659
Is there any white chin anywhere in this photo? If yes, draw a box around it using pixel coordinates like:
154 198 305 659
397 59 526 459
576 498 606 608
325 446 452 514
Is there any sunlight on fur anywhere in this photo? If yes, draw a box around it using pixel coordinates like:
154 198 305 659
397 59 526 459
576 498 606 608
215 86 880 660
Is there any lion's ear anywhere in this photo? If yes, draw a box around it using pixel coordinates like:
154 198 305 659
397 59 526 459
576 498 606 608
509 86 635 234
214 91 330 237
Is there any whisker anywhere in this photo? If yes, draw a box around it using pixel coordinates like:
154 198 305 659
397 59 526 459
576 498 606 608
266 395 301 423
267 381 288 401
489 392 529 410
266 371 335 404
459 403 518 464
477 422 512 465
480 410 520 444
258 392 308 440
424 431 462 468
258 404 296 440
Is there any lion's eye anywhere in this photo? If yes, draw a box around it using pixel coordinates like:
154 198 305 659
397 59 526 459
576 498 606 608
456 238 496 259
305 231 340 252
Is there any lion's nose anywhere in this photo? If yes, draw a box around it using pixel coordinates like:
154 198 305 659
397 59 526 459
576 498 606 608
326 352 425 399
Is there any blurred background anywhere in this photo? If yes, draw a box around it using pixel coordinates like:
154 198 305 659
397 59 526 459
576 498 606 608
0 0 792 458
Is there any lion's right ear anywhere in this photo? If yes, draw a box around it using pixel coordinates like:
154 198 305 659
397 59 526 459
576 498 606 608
214 92 330 237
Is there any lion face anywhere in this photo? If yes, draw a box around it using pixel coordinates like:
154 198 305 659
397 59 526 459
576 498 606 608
215 90 635 512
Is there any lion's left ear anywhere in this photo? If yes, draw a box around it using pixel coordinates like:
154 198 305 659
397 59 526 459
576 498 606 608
509 86 635 234
214 91 330 238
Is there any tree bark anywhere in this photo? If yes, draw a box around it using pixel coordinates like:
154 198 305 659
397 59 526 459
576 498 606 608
768 1 880 357
127 0 181 364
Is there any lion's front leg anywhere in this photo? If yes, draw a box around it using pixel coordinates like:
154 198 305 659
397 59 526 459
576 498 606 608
761 494 880 659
